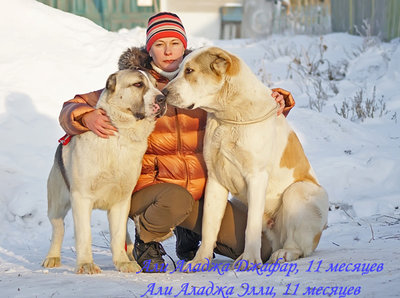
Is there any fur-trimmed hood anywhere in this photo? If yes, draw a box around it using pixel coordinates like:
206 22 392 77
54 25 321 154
118 47 152 70
118 46 192 71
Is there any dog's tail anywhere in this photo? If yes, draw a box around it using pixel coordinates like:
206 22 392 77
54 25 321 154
55 143 70 191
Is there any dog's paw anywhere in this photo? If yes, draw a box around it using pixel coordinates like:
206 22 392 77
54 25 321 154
268 249 301 263
115 260 141 273
233 253 263 271
42 257 61 268
76 263 102 274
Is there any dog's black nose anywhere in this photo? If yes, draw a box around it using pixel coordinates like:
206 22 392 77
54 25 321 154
161 89 169 96
156 94 166 104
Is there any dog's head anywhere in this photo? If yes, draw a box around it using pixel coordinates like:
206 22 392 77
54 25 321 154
104 69 167 120
163 47 240 113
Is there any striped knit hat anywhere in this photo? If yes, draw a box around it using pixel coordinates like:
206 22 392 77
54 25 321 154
146 12 187 52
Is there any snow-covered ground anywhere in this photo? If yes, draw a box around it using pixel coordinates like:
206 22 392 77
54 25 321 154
0 1 399 297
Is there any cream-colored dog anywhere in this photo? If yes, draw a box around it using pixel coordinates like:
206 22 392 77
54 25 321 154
164 47 329 268
42 69 166 274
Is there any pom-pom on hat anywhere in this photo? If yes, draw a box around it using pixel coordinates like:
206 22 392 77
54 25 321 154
146 12 187 52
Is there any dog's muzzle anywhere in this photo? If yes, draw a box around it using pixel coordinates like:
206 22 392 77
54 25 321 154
162 89 195 110
154 94 167 118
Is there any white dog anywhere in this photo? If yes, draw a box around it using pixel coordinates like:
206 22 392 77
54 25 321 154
42 69 166 274
164 47 329 268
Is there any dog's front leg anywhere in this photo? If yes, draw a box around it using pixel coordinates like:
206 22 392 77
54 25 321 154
108 198 141 273
234 173 268 270
71 196 101 274
184 177 229 271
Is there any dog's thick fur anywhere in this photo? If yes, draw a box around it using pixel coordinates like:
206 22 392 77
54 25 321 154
42 69 166 274
164 47 329 268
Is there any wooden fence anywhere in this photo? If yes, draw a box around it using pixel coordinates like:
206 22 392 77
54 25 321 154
286 0 331 35
37 0 159 31
242 0 331 38
331 0 400 41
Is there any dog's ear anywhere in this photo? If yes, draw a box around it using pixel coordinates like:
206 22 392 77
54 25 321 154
210 49 239 76
106 73 117 93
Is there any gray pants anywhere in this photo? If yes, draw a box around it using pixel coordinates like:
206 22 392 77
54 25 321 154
129 183 272 262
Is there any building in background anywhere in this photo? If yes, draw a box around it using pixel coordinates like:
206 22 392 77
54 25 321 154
36 0 160 31
159 0 242 39
36 0 399 41
36 0 243 39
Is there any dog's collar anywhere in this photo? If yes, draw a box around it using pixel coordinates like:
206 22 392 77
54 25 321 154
216 103 279 125
58 134 72 145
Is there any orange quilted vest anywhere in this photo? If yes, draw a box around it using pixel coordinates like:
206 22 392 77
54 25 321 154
134 105 207 200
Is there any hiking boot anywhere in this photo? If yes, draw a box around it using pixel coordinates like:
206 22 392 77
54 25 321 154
133 234 167 273
174 226 201 262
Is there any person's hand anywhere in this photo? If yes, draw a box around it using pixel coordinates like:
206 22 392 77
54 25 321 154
82 109 117 138
271 90 285 116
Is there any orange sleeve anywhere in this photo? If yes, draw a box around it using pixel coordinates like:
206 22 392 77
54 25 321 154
59 89 103 135
272 88 295 117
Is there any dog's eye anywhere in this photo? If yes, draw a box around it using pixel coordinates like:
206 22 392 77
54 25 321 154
132 82 143 88
185 68 194 74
